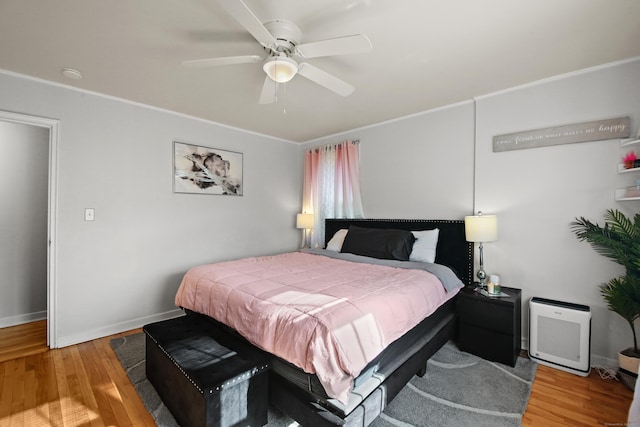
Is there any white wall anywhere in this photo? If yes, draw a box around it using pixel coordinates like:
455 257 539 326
305 101 476 221
304 58 640 366
475 58 640 365
0 121 48 326
0 71 302 347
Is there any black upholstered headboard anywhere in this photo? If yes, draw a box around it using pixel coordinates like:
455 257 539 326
325 218 473 286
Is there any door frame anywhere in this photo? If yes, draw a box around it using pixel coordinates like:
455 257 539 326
0 110 59 348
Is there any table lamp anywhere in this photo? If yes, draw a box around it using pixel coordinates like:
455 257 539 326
464 211 498 287
296 213 314 248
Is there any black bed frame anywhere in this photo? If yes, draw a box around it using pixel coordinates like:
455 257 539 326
325 218 473 287
189 219 472 426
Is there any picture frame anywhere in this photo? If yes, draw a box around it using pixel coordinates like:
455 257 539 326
173 141 243 196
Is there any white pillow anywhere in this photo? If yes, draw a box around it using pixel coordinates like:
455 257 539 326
410 229 440 263
326 229 349 252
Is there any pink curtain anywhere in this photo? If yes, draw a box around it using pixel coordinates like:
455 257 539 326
303 140 364 248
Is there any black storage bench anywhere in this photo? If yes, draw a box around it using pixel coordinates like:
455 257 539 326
143 315 270 427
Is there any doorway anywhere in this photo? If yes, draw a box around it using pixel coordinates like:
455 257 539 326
0 111 58 348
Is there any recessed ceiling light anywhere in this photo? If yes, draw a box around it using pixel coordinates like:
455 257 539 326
61 68 82 80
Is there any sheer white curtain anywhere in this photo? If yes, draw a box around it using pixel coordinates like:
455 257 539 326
303 140 364 248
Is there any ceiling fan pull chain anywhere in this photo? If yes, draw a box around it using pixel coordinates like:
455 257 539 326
281 83 287 115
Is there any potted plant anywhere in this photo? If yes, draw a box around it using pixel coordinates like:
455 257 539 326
571 209 640 383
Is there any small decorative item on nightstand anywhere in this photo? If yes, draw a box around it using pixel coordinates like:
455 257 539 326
457 286 522 366
487 274 501 294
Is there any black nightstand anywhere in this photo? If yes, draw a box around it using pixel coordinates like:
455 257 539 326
457 286 522 366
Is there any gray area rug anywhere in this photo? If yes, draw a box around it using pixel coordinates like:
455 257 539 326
110 334 536 427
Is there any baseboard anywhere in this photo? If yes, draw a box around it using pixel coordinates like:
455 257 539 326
591 354 618 370
55 309 184 348
0 311 47 328
523 337 617 370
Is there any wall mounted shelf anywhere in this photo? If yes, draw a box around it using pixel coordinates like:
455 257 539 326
618 164 640 174
615 186 640 201
617 134 640 201
621 138 640 147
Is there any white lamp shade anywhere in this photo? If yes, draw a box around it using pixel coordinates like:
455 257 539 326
464 214 498 242
263 56 298 83
296 213 314 229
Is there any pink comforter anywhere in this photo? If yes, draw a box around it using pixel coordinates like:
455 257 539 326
175 251 460 404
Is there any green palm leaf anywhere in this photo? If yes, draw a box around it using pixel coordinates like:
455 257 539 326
572 209 640 353
571 209 640 277
601 276 640 353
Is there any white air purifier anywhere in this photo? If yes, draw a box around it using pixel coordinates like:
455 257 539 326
529 297 591 377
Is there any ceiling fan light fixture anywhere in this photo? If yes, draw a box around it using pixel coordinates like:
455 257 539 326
263 56 298 83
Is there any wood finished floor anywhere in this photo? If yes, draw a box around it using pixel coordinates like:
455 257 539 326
0 321 634 426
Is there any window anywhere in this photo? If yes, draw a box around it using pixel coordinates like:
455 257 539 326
303 140 364 247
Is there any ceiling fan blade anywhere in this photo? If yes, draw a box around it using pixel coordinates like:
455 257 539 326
296 34 372 59
259 76 277 104
181 55 262 68
297 63 354 96
218 0 277 49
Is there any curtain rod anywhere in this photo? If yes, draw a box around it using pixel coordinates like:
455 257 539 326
307 139 360 153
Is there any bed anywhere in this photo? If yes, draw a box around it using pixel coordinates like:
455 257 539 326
176 218 473 426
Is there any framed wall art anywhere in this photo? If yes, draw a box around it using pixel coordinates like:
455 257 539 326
173 141 243 196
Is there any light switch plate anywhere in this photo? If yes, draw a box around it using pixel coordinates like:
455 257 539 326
84 208 95 221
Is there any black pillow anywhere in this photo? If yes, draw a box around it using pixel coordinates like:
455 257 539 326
340 226 416 261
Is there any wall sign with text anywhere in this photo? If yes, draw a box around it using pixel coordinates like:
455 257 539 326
493 117 631 152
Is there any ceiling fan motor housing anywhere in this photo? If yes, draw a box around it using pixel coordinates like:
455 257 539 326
263 19 302 54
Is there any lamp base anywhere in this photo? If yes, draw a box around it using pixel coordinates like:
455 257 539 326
476 268 487 289
300 228 312 249
476 242 487 289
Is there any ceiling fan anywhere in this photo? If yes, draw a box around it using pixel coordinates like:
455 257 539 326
181 0 373 104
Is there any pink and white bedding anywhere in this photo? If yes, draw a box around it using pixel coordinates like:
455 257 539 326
175 250 462 404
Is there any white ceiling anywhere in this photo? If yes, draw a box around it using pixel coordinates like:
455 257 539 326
1 0 639 142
